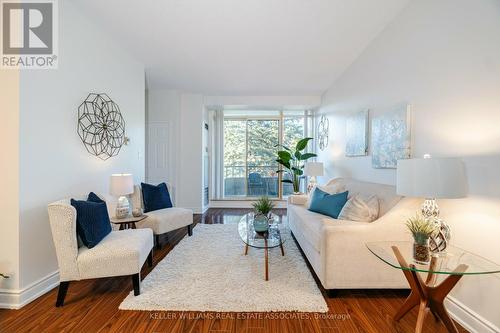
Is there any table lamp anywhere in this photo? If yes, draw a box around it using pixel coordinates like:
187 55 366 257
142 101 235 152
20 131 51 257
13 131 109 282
304 162 324 193
397 155 467 253
110 174 134 219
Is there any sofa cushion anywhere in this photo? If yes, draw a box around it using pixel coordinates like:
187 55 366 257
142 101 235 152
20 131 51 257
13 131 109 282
338 194 379 222
77 229 153 279
308 188 348 219
141 182 173 213
71 198 111 249
325 178 401 216
137 207 193 235
306 183 345 208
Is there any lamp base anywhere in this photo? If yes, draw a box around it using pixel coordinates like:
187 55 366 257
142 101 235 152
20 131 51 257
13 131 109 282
307 176 317 193
421 198 451 253
115 196 130 219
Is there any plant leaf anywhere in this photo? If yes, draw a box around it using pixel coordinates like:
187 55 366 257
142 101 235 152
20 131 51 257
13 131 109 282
276 159 291 169
300 153 317 160
278 151 292 162
294 151 302 160
296 137 313 151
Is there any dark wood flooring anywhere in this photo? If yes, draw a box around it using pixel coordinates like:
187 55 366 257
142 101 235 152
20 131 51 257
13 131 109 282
0 208 467 333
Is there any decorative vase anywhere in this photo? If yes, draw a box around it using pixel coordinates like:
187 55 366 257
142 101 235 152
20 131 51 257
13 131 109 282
132 207 143 217
253 214 269 233
413 239 430 264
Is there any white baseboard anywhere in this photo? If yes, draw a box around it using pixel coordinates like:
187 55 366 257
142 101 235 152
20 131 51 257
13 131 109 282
447 296 499 333
0 271 59 309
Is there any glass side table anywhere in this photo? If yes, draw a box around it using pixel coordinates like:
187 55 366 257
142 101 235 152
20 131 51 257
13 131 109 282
366 241 500 333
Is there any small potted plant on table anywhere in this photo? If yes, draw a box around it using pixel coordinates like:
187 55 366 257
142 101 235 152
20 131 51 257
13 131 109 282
252 196 275 233
406 214 437 264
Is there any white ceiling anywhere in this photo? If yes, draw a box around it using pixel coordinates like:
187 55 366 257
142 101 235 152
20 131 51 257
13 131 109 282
75 0 410 95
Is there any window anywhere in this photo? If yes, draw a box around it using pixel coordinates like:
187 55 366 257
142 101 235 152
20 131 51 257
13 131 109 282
221 109 313 199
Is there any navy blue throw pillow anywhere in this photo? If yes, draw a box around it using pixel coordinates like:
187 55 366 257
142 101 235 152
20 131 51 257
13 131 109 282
87 192 104 203
71 198 111 249
308 188 349 219
141 182 173 213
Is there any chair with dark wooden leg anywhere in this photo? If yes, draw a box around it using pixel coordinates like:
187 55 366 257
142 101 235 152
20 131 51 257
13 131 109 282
48 198 155 306
55 281 70 307
147 249 154 267
132 273 141 296
130 184 194 250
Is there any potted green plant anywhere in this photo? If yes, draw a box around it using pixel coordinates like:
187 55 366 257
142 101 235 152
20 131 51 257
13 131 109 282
252 196 275 218
0 273 9 279
275 137 317 194
406 214 437 264
252 197 275 233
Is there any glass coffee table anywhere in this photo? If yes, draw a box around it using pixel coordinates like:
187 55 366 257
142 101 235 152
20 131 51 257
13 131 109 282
238 213 286 281
366 241 500 333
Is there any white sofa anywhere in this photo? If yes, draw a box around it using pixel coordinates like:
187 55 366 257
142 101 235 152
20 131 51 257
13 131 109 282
288 177 418 292
130 184 194 249
48 197 154 306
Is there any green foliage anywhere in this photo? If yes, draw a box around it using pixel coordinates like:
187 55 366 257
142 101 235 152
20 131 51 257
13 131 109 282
224 118 305 178
0 273 9 279
223 116 308 195
405 214 436 245
252 196 275 215
275 137 317 192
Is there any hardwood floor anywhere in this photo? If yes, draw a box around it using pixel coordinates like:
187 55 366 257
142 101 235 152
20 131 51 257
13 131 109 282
0 208 467 333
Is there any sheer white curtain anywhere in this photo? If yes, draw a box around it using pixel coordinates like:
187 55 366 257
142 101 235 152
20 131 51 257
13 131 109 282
209 108 224 199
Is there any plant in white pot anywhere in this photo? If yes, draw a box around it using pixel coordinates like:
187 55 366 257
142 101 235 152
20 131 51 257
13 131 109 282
275 137 317 194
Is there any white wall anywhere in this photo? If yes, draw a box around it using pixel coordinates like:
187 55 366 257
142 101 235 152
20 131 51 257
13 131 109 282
316 0 500 331
0 0 145 308
0 70 20 296
147 89 181 193
177 94 205 212
147 90 205 213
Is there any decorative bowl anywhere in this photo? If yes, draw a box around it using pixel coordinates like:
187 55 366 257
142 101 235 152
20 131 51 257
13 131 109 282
253 214 269 233
132 208 143 217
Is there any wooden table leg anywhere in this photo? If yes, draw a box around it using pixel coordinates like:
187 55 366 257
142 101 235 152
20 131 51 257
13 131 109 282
244 243 248 255
131 222 137 229
280 242 285 256
119 224 125 230
391 246 468 333
264 239 269 281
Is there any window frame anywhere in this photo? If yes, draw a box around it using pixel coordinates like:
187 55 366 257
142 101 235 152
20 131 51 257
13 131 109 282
221 109 312 200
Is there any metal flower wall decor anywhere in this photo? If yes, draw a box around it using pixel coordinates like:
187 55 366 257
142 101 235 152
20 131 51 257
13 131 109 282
77 93 126 160
317 115 329 151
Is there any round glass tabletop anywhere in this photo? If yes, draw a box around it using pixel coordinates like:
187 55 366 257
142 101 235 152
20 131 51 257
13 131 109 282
238 213 286 249
366 241 500 275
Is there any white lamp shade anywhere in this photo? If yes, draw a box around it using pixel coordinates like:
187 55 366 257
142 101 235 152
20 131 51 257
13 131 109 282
304 162 324 177
110 174 134 196
397 158 467 199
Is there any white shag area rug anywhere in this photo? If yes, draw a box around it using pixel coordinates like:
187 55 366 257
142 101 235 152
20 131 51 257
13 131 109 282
119 223 328 312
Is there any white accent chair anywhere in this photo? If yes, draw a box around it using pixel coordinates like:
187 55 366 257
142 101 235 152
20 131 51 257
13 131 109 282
287 178 420 295
47 197 154 307
131 184 194 249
